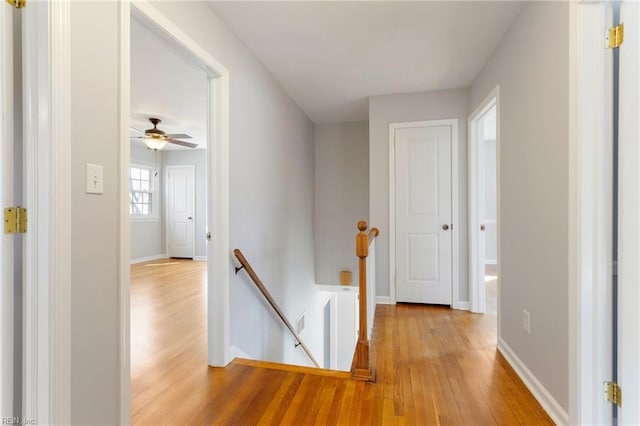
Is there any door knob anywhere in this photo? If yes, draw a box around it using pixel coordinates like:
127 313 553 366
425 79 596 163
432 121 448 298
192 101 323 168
206 232 211 241
480 224 486 231
442 224 449 230
187 216 193 220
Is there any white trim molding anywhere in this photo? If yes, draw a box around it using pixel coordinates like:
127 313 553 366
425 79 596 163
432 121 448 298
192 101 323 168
120 2 231 423
455 301 470 311
468 86 500 315
1 1 16 415
119 4 132 424
388 119 460 308
49 1 73 423
130 254 167 265
616 2 640 423
498 338 569 425
569 3 613 425
16 1 72 422
375 296 393 305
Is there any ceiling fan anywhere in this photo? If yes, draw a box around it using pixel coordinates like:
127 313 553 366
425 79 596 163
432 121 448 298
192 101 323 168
131 118 198 150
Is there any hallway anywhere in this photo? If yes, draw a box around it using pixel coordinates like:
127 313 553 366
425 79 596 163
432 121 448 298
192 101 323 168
131 260 552 424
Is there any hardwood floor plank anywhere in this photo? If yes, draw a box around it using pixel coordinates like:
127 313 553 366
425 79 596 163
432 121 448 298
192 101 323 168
282 373 323 425
334 379 357 425
131 260 555 425
311 377 338 426
256 372 304 425
323 375 347 426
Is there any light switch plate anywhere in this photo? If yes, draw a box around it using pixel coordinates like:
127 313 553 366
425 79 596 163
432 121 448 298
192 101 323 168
86 163 104 194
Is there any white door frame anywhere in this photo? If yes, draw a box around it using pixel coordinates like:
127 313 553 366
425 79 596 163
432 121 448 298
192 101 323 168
165 164 196 259
468 86 500 315
0 2 16 415
388 119 460 308
16 0 73 423
568 2 613 424
119 1 230 424
617 2 640 423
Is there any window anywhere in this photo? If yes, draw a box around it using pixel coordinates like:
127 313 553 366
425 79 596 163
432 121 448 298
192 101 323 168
130 164 157 218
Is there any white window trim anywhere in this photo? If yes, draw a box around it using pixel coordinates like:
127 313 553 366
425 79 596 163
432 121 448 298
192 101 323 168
129 162 160 220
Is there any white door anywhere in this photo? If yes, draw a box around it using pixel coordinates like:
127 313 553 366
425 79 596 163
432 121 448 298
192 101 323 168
395 125 452 305
167 165 195 258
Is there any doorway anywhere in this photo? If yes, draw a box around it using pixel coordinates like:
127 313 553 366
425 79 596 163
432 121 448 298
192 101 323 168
119 2 230 423
469 87 500 315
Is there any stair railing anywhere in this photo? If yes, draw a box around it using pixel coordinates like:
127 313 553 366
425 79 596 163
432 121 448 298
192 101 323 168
351 220 379 381
233 249 320 368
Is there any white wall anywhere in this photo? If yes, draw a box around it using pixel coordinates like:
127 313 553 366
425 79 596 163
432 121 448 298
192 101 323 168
149 1 324 369
130 144 164 261
314 121 369 285
470 1 569 414
163 149 207 259
67 1 324 422
70 2 120 423
369 88 470 303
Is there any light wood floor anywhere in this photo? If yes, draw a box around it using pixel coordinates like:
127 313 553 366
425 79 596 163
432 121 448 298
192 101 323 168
131 259 553 425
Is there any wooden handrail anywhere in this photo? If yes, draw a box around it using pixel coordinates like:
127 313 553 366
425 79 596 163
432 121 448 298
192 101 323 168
233 249 320 368
351 221 376 381
368 227 379 246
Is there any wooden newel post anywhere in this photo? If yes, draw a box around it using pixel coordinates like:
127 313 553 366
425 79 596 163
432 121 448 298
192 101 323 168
352 220 375 381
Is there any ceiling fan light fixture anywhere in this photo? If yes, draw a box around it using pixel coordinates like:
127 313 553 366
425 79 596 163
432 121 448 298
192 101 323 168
144 136 168 150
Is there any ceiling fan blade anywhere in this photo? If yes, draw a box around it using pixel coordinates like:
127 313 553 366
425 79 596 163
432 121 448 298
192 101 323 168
165 133 192 139
167 138 198 148
129 127 145 135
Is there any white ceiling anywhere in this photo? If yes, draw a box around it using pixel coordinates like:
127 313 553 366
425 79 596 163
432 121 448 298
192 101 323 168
209 1 524 124
131 17 208 150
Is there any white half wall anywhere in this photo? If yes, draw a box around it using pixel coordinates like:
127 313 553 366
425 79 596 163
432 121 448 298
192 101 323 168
470 1 570 416
369 88 470 303
314 121 369 286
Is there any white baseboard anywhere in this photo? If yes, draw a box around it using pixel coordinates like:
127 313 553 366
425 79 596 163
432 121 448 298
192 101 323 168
485 260 497 265
194 256 207 261
497 338 569 425
376 296 394 305
229 345 251 361
130 254 167 265
453 301 470 311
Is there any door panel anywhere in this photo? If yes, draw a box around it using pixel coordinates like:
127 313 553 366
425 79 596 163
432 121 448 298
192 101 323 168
167 166 194 258
407 233 438 282
395 125 452 305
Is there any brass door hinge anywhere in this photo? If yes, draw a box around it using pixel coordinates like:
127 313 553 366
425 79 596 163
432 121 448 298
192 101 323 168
608 24 624 49
604 381 622 407
6 0 25 9
4 207 27 234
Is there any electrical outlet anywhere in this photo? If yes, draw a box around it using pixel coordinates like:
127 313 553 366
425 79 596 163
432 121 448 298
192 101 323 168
523 310 531 335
